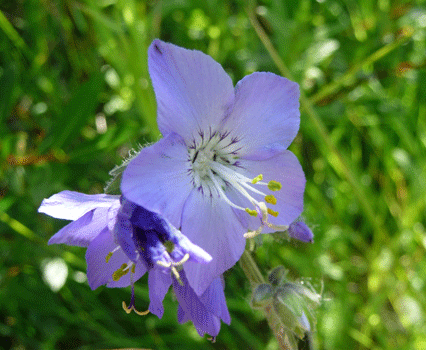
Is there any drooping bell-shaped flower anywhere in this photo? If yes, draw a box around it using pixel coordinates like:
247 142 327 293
38 190 230 336
173 271 230 338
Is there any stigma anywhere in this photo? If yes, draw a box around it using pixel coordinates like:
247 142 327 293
122 273 149 316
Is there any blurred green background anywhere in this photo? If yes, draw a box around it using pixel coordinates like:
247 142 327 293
1 0 426 349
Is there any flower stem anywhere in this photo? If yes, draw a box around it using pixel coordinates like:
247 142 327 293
239 250 295 350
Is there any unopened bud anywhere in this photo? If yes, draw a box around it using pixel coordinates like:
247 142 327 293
288 221 314 243
268 266 288 287
273 283 312 339
251 283 273 309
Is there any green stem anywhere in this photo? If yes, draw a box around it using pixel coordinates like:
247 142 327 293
239 250 265 285
239 250 294 350
0 211 43 243
0 9 31 59
309 28 414 105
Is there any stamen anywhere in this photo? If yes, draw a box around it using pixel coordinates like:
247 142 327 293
105 246 121 263
267 208 279 217
209 165 273 227
239 180 267 196
244 227 262 239
156 253 190 268
190 134 286 234
211 162 267 202
231 180 262 208
105 252 113 263
245 208 258 217
157 260 171 268
251 174 263 184
268 180 282 191
245 202 285 238
258 202 269 222
264 195 277 205
208 170 246 211
210 161 252 184
112 263 130 281
171 266 184 285
173 253 190 266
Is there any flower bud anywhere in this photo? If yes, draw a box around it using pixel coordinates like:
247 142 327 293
288 221 314 243
273 283 312 339
251 283 273 309
268 265 288 287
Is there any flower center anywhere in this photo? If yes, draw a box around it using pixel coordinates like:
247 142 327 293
189 131 240 190
188 131 287 237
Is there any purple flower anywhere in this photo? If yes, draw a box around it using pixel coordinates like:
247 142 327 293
288 221 314 243
121 40 306 295
174 271 230 338
38 190 230 336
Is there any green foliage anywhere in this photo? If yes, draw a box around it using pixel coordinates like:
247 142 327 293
1 0 425 349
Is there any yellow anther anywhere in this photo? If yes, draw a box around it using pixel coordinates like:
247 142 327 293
245 208 258 217
122 301 150 316
112 263 129 281
264 195 277 205
131 264 136 273
251 174 263 184
268 180 282 191
267 208 279 217
105 252 113 263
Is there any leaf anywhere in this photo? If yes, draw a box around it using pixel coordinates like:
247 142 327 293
0 64 16 132
39 72 104 153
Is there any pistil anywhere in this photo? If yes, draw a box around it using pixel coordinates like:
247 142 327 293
122 275 149 316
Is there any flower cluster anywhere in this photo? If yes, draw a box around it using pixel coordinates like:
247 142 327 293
251 266 321 349
38 39 308 338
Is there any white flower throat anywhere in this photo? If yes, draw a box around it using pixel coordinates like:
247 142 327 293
188 131 287 237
